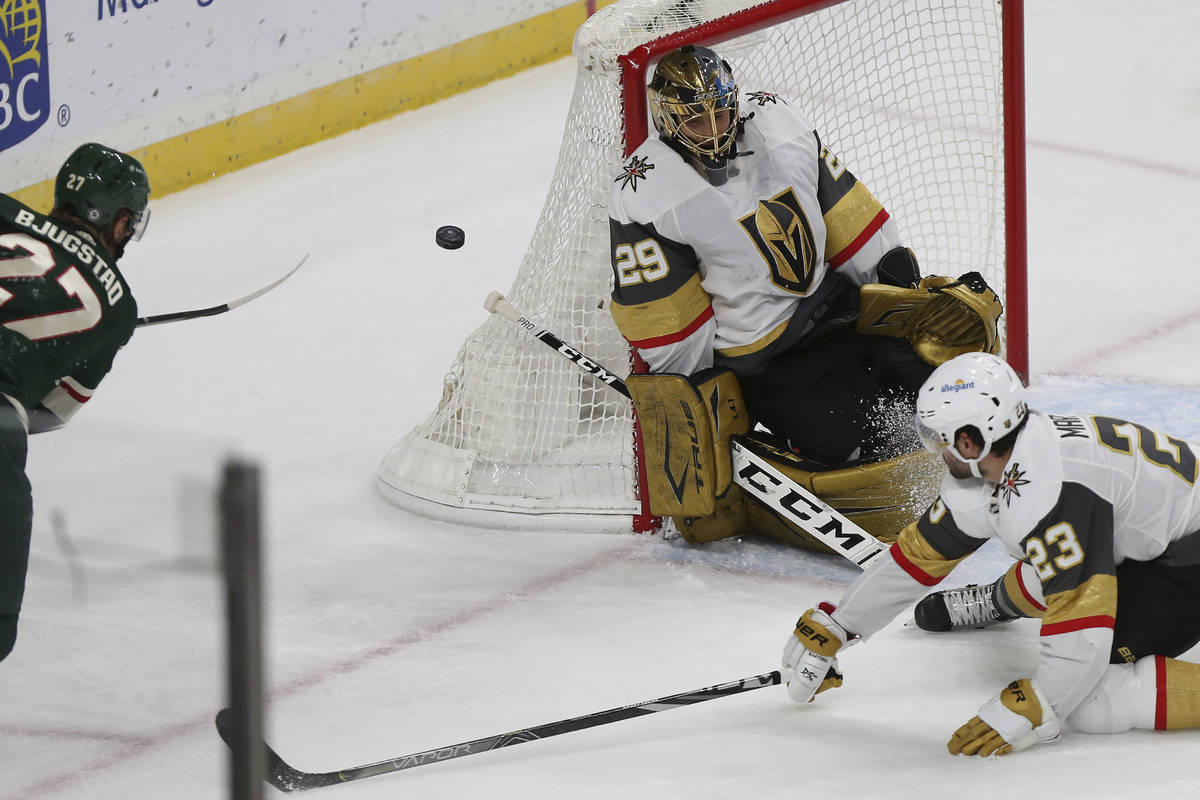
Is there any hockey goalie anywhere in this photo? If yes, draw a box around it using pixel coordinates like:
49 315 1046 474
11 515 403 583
608 45 1002 552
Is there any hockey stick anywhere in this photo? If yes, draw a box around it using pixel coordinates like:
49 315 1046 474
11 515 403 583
483 291 888 569
215 671 780 791
135 254 308 327
483 291 629 396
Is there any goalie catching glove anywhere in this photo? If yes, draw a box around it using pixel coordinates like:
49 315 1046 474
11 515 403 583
948 679 1061 757
781 603 852 703
857 271 1003 365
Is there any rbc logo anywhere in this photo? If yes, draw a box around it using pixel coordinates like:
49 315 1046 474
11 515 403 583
1 0 50 150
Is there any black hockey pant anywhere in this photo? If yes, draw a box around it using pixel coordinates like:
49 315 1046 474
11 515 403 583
740 324 934 465
0 402 32 662
1111 555 1200 663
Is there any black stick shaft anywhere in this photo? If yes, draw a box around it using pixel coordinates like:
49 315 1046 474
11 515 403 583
216 672 779 792
137 303 233 326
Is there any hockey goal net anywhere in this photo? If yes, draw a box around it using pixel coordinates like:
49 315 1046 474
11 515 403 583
378 0 1026 532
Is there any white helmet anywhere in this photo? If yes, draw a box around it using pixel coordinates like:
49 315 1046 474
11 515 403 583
915 352 1028 477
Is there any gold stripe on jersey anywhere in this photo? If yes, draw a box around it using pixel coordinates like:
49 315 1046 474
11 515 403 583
610 272 712 346
714 317 791 359
893 521 970 583
822 181 887 265
1040 574 1117 634
1162 658 1200 730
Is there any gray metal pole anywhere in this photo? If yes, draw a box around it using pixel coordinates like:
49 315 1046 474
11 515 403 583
221 459 265 800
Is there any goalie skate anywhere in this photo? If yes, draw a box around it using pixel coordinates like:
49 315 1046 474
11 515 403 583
913 584 1015 632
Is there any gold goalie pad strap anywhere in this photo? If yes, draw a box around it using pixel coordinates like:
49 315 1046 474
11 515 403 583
856 273 1003 365
674 485 749 544
739 434 942 554
627 369 750 518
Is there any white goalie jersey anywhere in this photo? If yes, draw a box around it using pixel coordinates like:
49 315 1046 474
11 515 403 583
608 92 904 377
832 410 1200 718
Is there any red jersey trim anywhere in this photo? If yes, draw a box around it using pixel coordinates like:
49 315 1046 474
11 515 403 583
889 542 942 587
828 208 889 269
1039 615 1115 636
61 382 91 404
1015 563 1047 612
628 305 714 349
1154 654 1168 730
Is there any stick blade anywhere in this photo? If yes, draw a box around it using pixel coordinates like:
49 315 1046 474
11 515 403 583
215 706 326 792
226 253 309 311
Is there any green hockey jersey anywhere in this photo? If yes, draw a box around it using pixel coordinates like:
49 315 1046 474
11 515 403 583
0 194 137 426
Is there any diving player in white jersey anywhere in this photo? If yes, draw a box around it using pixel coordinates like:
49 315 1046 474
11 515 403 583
606 44 1002 551
782 352 1200 756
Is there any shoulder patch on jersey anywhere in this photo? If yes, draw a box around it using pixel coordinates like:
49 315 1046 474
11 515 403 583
615 155 655 192
745 91 785 107
998 461 1031 507
988 414 1064 542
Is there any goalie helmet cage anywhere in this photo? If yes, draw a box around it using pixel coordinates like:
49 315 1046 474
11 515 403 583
378 0 1027 533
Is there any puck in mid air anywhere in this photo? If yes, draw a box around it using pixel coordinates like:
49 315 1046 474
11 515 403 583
435 225 465 250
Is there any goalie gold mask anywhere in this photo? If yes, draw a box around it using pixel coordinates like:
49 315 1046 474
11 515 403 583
649 45 740 182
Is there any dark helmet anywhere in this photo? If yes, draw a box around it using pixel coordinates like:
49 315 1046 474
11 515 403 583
54 142 151 242
648 45 740 176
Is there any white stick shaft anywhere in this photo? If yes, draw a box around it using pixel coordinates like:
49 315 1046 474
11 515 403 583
731 442 888 568
137 254 308 327
483 291 522 323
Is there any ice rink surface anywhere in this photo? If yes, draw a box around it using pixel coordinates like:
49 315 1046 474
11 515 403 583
5 2 1200 797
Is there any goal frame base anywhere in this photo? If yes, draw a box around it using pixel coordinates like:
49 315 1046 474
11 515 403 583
376 481 636 534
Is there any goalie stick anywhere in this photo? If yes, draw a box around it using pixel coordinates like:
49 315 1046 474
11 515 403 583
135 254 308 327
483 291 888 569
216 671 780 791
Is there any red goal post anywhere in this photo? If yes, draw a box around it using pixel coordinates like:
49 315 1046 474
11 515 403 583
377 0 1027 532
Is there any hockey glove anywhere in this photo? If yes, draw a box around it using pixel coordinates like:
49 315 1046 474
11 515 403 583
856 271 1002 365
947 678 1061 757
781 603 850 703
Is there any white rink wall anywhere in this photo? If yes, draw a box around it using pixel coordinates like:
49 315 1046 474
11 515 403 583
4 2 1200 798
2 0 604 201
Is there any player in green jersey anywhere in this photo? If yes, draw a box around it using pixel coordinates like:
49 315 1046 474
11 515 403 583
0 142 150 662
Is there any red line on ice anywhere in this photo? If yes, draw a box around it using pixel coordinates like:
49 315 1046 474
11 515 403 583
4 543 636 799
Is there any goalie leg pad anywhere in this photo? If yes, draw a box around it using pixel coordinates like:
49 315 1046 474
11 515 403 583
627 369 751 519
674 485 749 544
738 434 942 554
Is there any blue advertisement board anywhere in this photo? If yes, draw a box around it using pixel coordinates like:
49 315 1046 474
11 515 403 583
0 0 50 151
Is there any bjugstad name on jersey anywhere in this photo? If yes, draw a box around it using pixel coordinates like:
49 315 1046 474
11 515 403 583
12 209 126 305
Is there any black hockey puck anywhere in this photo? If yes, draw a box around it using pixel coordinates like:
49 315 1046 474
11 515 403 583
435 225 465 250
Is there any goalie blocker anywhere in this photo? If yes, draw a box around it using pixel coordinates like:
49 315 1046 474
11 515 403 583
627 369 942 553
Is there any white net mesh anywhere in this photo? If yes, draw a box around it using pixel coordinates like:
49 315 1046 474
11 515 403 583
378 0 1010 530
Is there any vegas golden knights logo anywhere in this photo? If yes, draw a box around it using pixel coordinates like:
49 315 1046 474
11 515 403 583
738 187 818 293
